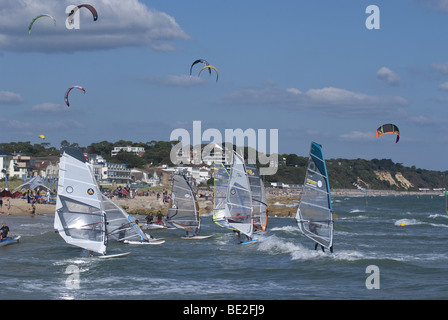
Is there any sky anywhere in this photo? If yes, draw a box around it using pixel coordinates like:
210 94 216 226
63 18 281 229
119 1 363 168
1 0 448 171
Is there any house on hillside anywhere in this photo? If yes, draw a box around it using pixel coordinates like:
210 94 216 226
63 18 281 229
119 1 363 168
0 150 13 179
130 169 161 187
111 146 145 157
99 162 131 185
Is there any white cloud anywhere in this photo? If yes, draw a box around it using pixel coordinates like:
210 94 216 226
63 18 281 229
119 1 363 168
0 0 190 52
438 82 448 91
408 114 448 125
0 117 84 132
0 91 24 104
140 74 205 87
417 0 448 13
431 62 448 74
222 86 408 117
339 131 374 141
31 102 66 112
376 67 401 86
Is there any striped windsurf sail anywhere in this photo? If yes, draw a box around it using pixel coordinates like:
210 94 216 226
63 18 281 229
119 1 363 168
102 194 149 243
166 174 200 236
55 147 148 255
227 151 253 238
246 162 268 231
295 142 333 250
54 147 107 255
212 162 233 229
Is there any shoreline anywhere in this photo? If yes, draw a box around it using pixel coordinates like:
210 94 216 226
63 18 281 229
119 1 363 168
2 188 445 218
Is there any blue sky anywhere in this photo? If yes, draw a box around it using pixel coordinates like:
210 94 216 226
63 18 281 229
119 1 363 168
1 0 448 171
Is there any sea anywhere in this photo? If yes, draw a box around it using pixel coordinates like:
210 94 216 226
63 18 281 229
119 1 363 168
1 194 447 304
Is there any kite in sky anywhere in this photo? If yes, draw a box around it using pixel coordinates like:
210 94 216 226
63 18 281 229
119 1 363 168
190 59 210 75
28 14 56 34
375 123 400 143
64 86 86 107
68 4 98 25
198 65 218 82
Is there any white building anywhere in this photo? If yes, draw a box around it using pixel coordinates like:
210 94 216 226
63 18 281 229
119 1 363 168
173 166 211 186
130 169 161 187
0 150 14 179
111 146 145 157
99 162 131 185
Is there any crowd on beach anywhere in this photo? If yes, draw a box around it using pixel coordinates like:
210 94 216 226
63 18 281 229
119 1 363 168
101 185 172 203
0 187 55 216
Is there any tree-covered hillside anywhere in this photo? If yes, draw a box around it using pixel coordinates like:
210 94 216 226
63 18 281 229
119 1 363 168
1 140 447 190
264 156 448 191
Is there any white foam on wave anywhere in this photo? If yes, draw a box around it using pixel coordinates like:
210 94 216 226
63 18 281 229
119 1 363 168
395 218 421 226
272 201 298 208
429 213 448 219
270 225 300 234
395 218 448 228
257 235 303 256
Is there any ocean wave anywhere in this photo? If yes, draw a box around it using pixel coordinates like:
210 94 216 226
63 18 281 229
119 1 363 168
270 225 300 234
395 218 448 228
350 209 366 213
272 201 298 208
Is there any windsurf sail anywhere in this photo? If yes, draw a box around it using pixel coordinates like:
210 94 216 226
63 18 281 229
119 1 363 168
166 174 200 236
295 142 334 251
246 162 268 231
445 190 448 215
54 147 107 255
54 147 148 255
226 151 253 239
212 162 233 229
102 194 149 243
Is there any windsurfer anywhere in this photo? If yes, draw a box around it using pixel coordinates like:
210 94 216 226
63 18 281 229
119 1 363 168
118 223 126 240
156 211 164 225
234 230 250 243
0 222 10 240
309 219 325 252
145 213 154 224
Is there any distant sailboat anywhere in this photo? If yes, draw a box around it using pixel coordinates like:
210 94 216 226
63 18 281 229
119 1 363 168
246 162 268 232
166 174 212 239
445 190 448 215
54 147 153 257
226 151 254 242
295 142 334 252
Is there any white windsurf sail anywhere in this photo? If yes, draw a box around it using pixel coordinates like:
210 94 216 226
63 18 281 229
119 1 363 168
54 147 107 255
212 162 233 229
246 162 268 231
295 142 334 251
166 174 200 236
55 147 148 255
102 194 149 243
226 151 253 238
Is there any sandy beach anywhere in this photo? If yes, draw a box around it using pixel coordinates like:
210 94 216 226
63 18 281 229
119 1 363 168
2 188 444 218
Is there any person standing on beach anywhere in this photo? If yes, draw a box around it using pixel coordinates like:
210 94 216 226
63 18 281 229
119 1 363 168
30 203 36 217
5 199 10 215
